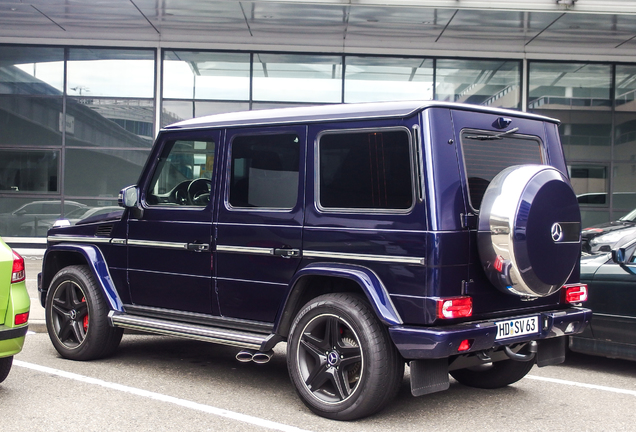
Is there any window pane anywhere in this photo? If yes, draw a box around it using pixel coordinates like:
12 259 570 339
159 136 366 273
147 140 216 207
0 46 64 95
611 163 636 212
0 198 62 237
0 150 58 193
162 100 194 127
64 148 149 197
319 130 412 210
253 54 342 103
436 59 520 109
66 98 155 147
569 164 608 206
528 62 611 110
0 95 63 147
195 101 250 117
345 56 433 103
229 134 300 208
163 51 250 100
461 130 543 210
67 48 154 98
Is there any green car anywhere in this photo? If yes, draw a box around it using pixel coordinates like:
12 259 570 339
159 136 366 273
0 237 30 383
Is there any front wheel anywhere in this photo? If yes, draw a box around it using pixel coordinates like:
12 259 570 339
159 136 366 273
287 293 404 421
0 356 13 383
450 358 535 389
45 265 123 361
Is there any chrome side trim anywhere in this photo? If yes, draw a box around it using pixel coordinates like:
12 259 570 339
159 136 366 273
303 250 425 266
128 239 188 250
109 311 268 350
216 245 275 255
48 235 111 244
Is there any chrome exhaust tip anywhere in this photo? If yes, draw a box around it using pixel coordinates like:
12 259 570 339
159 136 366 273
252 350 274 364
236 349 256 362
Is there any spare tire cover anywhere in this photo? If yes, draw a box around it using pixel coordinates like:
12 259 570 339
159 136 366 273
477 165 581 297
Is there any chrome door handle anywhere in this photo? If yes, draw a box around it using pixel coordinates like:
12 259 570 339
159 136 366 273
273 248 300 258
187 243 210 252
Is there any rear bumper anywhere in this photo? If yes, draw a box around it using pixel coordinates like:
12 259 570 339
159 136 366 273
389 307 591 360
0 325 28 357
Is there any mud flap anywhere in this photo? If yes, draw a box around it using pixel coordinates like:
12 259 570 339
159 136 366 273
410 358 450 396
536 336 566 367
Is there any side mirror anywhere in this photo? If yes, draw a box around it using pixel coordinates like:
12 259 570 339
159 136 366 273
118 185 143 219
612 247 627 264
119 185 139 208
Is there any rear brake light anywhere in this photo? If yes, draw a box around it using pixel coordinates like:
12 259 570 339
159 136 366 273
563 284 588 303
15 311 29 326
11 250 25 283
458 339 473 352
436 297 473 319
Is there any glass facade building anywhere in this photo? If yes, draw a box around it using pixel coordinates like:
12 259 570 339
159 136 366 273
1 44 634 237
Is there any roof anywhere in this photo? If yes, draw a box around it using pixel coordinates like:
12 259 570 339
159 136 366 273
163 100 559 131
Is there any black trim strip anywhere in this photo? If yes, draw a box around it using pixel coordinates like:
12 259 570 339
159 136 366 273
0 326 29 341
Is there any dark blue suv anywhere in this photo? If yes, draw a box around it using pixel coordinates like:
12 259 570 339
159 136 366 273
39 101 591 420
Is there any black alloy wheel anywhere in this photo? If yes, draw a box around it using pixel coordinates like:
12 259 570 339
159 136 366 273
46 265 122 361
287 293 403 420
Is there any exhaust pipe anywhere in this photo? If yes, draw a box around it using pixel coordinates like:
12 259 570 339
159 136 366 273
235 349 274 364
252 350 274 364
236 349 256 362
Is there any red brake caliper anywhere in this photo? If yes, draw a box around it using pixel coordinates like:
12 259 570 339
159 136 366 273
81 297 88 331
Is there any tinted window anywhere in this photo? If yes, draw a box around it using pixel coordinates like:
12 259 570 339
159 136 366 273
319 130 413 210
229 133 300 209
147 140 216 206
461 130 543 210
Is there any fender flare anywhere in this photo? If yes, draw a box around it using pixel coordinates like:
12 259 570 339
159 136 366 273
41 243 124 312
275 262 403 335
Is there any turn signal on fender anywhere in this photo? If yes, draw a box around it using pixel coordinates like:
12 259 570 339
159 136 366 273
436 297 473 319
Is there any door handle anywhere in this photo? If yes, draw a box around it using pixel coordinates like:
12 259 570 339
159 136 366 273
273 248 300 259
187 243 210 252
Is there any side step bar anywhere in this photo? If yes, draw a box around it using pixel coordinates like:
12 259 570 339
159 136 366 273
108 311 269 350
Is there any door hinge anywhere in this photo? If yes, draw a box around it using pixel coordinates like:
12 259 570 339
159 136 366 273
460 213 477 229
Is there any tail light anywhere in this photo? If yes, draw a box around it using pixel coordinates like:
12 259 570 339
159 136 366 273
15 311 29 326
436 296 473 319
562 283 588 304
11 250 25 283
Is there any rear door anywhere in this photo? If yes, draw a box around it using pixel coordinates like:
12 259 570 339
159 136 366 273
215 126 306 323
450 109 556 312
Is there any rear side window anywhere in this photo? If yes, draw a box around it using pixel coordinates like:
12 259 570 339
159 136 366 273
229 133 300 209
461 129 543 210
318 129 413 211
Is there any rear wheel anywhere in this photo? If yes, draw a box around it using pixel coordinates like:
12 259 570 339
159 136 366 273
287 293 403 421
0 356 13 383
45 265 123 360
450 358 535 389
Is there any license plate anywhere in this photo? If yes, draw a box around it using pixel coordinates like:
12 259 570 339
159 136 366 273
495 316 539 340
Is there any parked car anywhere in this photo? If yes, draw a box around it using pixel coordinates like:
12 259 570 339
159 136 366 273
581 207 636 254
21 206 124 236
0 237 30 383
571 233 636 361
0 200 87 237
39 101 590 420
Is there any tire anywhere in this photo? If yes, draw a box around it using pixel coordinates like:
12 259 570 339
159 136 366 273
0 356 13 384
287 293 404 421
450 358 535 389
45 265 123 361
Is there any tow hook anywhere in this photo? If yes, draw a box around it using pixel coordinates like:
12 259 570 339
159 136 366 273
504 341 537 362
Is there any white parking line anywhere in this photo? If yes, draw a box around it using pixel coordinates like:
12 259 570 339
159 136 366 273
527 374 636 396
14 360 313 432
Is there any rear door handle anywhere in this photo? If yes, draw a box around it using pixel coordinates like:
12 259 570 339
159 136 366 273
273 248 300 258
187 243 210 252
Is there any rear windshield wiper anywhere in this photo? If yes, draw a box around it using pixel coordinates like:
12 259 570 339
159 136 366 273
465 127 519 141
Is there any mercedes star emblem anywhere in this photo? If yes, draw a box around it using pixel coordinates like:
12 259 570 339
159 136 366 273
551 223 564 242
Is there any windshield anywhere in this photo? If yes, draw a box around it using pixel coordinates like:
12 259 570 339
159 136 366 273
620 208 636 222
